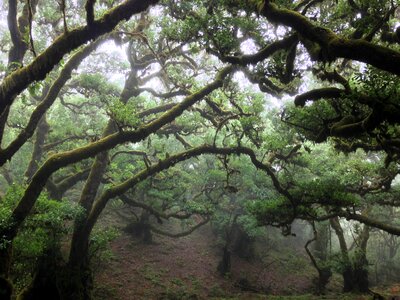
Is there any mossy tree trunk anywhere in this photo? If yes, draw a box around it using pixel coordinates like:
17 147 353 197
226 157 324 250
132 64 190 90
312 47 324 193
330 217 371 293
352 225 370 293
330 217 354 292
217 245 231 276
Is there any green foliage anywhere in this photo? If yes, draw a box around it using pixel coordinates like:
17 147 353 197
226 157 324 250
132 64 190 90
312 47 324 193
1 185 81 249
0 185 83 290
237 215 264 238
15 196 83 255
247 196 293 225
107 98 141 128
352 67 400 103
89 227 120 268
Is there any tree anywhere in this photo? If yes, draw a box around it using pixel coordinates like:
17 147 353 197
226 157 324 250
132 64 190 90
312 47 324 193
1 0 400 299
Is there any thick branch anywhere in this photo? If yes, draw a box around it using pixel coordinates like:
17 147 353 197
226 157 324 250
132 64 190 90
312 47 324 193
86 144 287 234
294 87 345 107
339 211 400 236
0 0 160 115
261 1 400 75
0 39 103 166
220 34 298 65
85 0 96 26
1 66 233 243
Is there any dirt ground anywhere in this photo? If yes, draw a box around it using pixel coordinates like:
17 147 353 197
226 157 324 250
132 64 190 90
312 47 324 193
94 223 318 299
93 219 400 300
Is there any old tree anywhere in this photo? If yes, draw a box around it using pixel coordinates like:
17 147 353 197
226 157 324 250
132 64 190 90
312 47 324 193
0 0 400 299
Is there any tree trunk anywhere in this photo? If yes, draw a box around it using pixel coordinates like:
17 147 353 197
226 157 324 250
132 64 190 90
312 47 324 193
329 217 354 292
305 222 332 295
352 225 370 293
18 247 62 300
217 246 231 276
64 70 140 299
58 257 92 300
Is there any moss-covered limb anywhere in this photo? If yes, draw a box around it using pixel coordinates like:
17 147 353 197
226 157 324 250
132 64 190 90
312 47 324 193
294 87 345 107
333 140 384 153
85 145 235 233
0 65 233 260
7 0 25 68
149 217 210 238
110 150 148 163
0 39 103 167
261 1 400 75
0 0 160 116
242 69 283 98
85 0 96 27
219 34 298 66
313 69 350 90
338 211 400 236
299 0 324 14
68 150 109 268
7 0 38 69
86 143 290 235
0 0 38 145
0 106 11 148
282 40 298 84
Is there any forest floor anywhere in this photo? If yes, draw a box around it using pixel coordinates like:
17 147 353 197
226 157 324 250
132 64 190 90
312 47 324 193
93 218 400 300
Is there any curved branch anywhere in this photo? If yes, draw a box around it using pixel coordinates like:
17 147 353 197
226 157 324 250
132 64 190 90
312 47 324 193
0 66 234 243
149 217 209 238
0 38 103 166
0 0 160 115
86 143 289 235
85 0 96 26
220 34 298 65
261 1 400 75
338 211 400 236
294 87 345 107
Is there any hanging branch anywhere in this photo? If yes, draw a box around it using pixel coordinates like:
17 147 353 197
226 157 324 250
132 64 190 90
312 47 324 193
85 0 96 27
27 0 37 57
58 0 68 32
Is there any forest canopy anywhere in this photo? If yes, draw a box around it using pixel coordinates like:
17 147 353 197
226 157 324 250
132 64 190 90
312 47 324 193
0 0 400 299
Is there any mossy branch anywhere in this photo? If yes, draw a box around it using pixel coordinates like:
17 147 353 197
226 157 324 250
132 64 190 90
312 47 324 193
0 39 103 166
338 211 400 236
294 87 345 107
0 66 233 245
0 0 160 115
261 1 400 75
